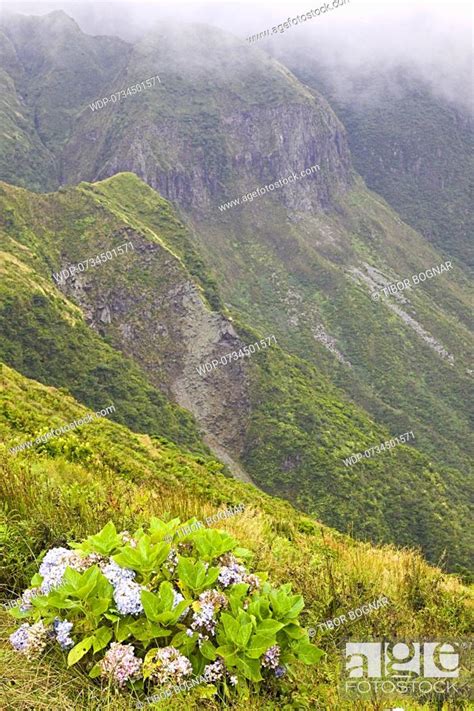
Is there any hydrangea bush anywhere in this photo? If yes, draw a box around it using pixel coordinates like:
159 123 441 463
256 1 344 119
8 518 323 700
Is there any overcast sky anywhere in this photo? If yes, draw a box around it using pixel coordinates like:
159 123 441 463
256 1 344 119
2 0 472 38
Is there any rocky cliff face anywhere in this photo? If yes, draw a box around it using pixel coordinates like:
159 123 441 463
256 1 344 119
272 48 474 266
79 99 352 215
0 13 354 214
47 190 254 483
58 24 353 215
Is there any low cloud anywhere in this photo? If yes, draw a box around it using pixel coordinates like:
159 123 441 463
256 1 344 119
1 0 472 110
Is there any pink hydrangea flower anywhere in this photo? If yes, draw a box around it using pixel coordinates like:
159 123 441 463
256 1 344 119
100 642 143 687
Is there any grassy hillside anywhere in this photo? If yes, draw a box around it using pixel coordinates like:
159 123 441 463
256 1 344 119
0 175 472 576
64 19 474 477
194 177 473 476
0 363 472 710
0 11 130 158
0 25 60 192
0 175 470 574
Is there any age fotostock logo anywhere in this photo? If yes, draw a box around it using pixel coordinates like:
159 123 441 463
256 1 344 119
342 640 471 698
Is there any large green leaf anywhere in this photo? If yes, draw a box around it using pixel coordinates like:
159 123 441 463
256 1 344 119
248 597 270 620
220 612 241 645
32 593 77 610
140 581 186 624
61 567 83 588
286 595 305 619
141 589 162 623
72 521 123 555
282 623 306 639
149 516 180 543
215 645 238 664
88 596 112 617
113 536 169 574
67 636 94 666
246 632 276 659
235 655 263 682
200 639 218 661
130 618 170 643
293 640 325 665
191 529 237 560
116 617 135 642
171 630 197 656
104 612 120 622
176 557 219 593
74 566 101 600
89 662 102 678
92 626 113 653
269 586 304 620
156 600 189 626
236 622 253 648
256 619 284 635
228 584 249 615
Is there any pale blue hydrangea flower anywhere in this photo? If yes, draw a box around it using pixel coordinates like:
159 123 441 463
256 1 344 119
113 579 144 616
172 589 184 608
217 554 246 588
262 644 281 670
190 601 216 635
100 559 142 616
9 624 30 652
187 589 228 642
53 618 74 649
171 588 189 622
203 658 225 682
147 646 192 686
101 559 136 587
274 665 286 678
38 547 85 593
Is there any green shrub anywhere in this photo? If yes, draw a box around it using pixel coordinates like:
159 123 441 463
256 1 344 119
7 519 323 702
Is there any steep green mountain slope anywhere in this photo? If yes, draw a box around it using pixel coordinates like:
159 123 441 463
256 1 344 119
269 48 473 266
0 181 212 455
0 176 251 480
0 175 472 575
1 363 472 710
0 12 470 479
